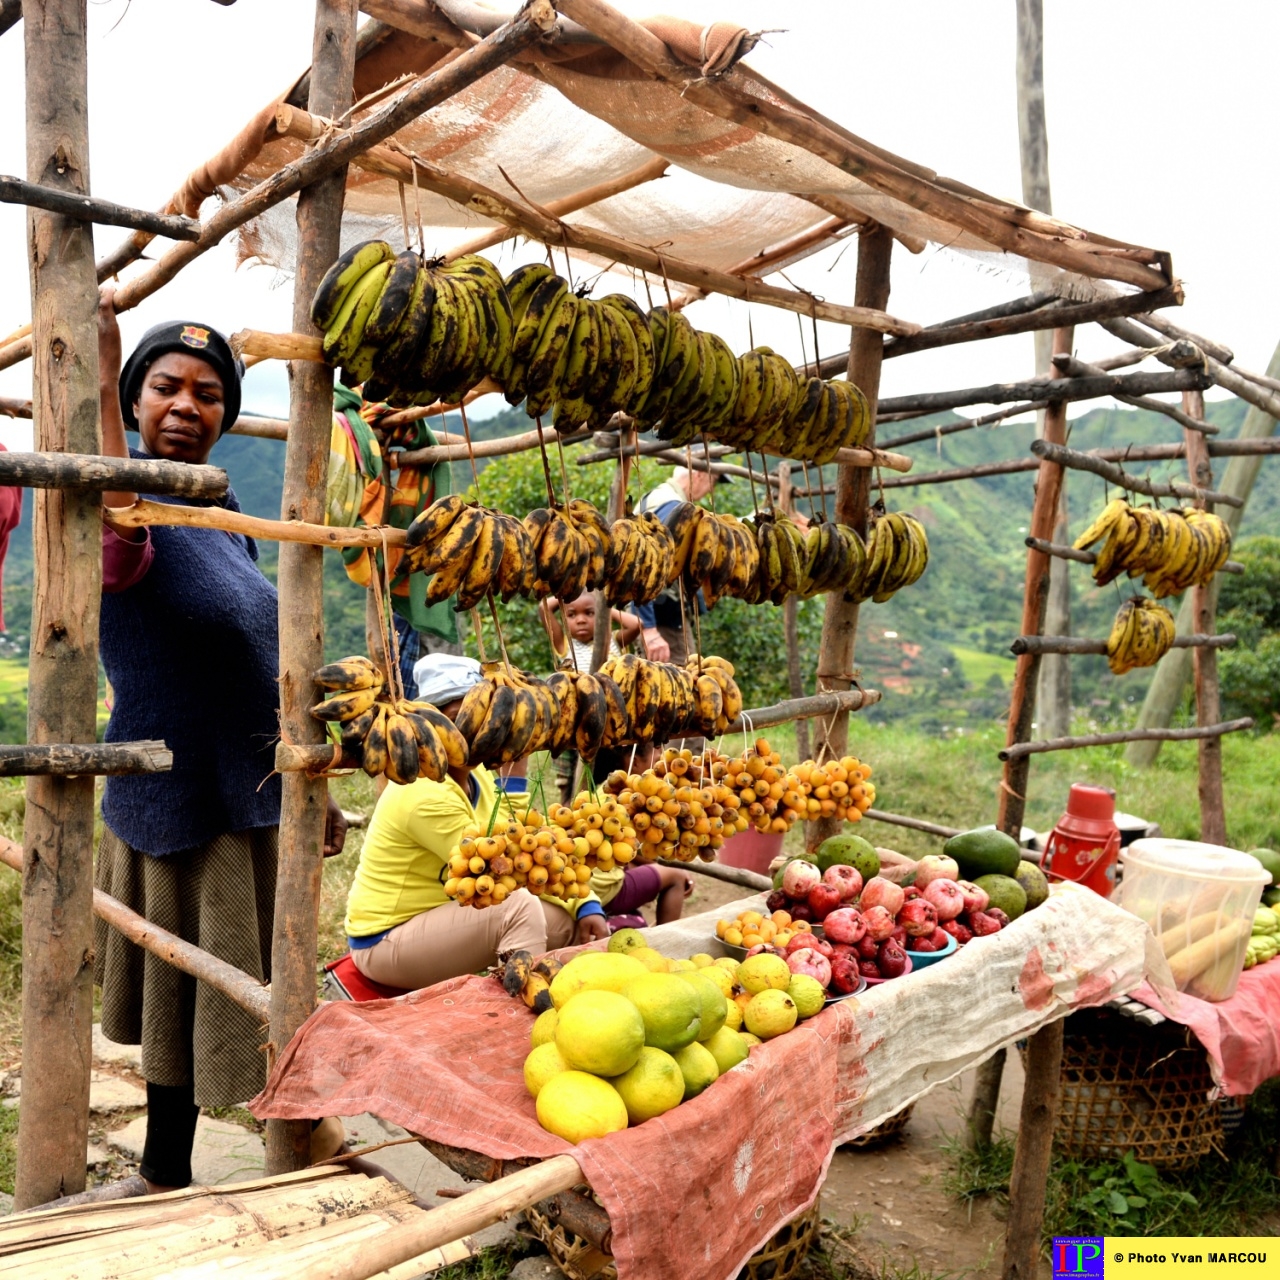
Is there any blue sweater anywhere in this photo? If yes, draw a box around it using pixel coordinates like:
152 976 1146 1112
101 457 281 856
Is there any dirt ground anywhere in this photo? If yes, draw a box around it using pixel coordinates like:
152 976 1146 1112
668 873 1047 1280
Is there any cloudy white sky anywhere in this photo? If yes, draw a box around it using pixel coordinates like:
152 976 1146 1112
0 0 1275 446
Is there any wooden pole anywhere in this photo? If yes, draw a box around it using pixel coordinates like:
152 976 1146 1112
997 326 1074 840
0 741 171 776
1001 1019 1063 1280
777 461 810 761
15 0 102 1210
809 224 892 851
1028 439 1241 506
0 173 199 238
265 0 358 1178
1011 634 1236 656
998 718 1252 761
0 450 227 496
659 856 771 894
965 1048 1007 1153
593 428 631 671
1182 388 1227 845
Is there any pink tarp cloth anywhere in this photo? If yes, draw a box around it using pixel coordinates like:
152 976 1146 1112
1128 962 1280 1096
252 886 1150 1280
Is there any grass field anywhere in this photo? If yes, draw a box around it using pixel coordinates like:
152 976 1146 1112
0 660 26 697
947 645 1016 690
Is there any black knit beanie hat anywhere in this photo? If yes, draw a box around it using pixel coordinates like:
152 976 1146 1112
119 322 243 434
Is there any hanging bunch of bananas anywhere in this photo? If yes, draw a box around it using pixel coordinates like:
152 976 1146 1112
745 515 868 605
501 952 564 1012
310 656 469 785
1105 597 1177 675
661 502 759 609
602 509 677 607
311 241 512 407
1073 498 1232 597
849 510 929 604
598 652 745 743
525 498 612 601
454 662 564 768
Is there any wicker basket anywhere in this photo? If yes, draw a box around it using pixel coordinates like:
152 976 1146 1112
841 1103 915 1150
1053 1010 1223 1170
524 1194 820 1280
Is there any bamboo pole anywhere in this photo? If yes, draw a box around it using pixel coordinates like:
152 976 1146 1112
272 106 919 338
0 741 171 776
310 1155 584 1280
15 0 101 1211
997 326 1074 839
1182 388 1227 846
1001 1019 1063 1280
552 0 1171 293
266 0 359 1179
105 500 409 549
0 838 271 1023
809 224 893 853
0 451 227 497
998 718 1253 761
777 461 810 761
0 173 199 239
1028 439 1242 507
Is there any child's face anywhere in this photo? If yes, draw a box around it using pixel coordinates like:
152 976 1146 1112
563 597 597 641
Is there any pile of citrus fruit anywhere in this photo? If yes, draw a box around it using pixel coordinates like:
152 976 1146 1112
715 906 811 951
524 929 826 1143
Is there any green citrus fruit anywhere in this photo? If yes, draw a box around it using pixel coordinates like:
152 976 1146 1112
555 989 645 1076
610 1047 685 1124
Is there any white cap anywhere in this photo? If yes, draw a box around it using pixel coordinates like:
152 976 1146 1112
413 653 482 706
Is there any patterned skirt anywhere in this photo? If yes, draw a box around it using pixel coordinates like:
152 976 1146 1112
93 825 278 1108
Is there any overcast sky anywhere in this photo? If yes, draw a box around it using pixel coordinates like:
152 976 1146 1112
0 0 1275 447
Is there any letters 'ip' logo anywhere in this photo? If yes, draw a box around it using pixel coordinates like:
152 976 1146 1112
1052 1238 1105 1278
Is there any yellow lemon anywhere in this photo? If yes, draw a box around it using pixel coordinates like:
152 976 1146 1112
555 990 645 1076
787 974 826 1020
721 999 743 1032
744 989 798 1040
672 1040 720 1100
676 971 728 1043
622 973 702 1053
669 958 697 972
703 1025 749 1075
739 1031 761 1048
697 965 735 999
630 946 671 973
607 927 646 955
714 957 741 976
738 953 791 994
530 1007 559 1049
690 953 715 969
610 1047 685 1125
524 1041 571 1098
549 952 647 1009
536 1071 629 1144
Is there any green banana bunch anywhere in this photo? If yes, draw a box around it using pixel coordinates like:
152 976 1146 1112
853 510 929 604
1105 597 1176 675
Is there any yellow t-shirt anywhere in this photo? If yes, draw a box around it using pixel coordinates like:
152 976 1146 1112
344 767 502 938
590 866 626 906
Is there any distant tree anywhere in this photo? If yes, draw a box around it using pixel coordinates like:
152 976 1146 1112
1218 536 1280 728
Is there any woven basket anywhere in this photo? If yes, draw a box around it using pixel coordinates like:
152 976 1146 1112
841 1103 915 1150
1054 1010 1223 1170
524 1194 820 1280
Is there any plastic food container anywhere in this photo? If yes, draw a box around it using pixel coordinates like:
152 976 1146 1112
905 930 958 969
1120 839 1269 1002
862 954 913 986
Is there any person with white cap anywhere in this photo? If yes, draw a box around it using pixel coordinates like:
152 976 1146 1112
342 655 608 990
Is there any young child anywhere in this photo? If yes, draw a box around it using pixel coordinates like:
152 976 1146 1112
539 593 642 672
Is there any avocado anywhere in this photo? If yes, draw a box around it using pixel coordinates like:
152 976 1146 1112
973 873 1028 921
1013 861 1050 911
815 833 880 881
1245 848 1280 887
1264 887 1280 910
944 826 1022 880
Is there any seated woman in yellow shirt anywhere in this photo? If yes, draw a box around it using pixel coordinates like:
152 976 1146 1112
345 655 609 990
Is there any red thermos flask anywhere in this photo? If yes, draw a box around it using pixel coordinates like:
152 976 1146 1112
1040 784 1121 898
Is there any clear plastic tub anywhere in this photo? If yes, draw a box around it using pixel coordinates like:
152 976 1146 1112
1120 838 1269 1002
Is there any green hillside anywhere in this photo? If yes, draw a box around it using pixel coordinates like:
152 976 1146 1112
0 397 1274 741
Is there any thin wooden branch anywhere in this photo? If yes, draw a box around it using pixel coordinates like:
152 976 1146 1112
1010 633 1236 656
876 367 1210 418
1131 312 1233 365
553 0 1172 293
1029 439 1243 507
862 808 963 839
1222 362 1280 397
659 857 770 893
275 687 883 773
1025 536 1243 575
0 450 227 497
0 837 270 1022
395 425 592 466
376 380 498 431
0 394 31 418
998 718 1254 761
0 741 171 777
0 174 199 239
273 105 920 337
231 329 325 364
230 414 290 441
877 401 1047 450
105 499 408 548
109 8 554 318
1051 353 1216 434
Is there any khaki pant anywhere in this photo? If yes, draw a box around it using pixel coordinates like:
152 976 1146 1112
351 891 577 990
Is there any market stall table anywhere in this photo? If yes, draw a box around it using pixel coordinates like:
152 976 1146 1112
253 884 1153 1280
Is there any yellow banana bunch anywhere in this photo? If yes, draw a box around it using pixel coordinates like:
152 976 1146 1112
1074 499 1232 597
1105 597 1177 675
603 508 676 607
661 502 761 609
500 951 564 1010
311 656 468 784
312 241 513 407
853 511 929 604
746 515 867 605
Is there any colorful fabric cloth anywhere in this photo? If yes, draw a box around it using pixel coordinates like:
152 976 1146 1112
342 398 457 643
326 384 383 529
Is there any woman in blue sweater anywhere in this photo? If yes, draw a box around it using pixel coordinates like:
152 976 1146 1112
93 293 346 1192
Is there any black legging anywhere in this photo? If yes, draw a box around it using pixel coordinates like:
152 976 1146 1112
140 1081 200 1187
